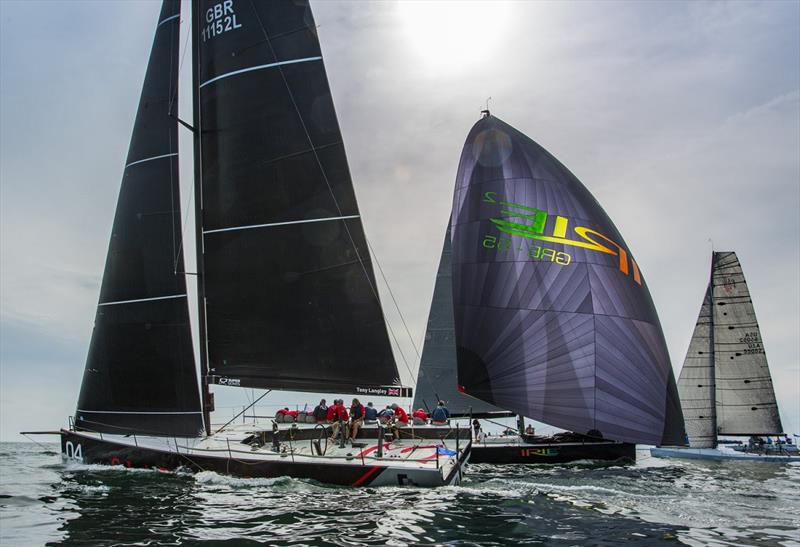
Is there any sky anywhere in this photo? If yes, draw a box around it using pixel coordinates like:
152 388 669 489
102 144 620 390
1 0 798 441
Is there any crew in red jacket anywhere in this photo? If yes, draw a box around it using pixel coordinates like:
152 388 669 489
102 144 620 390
329 400 349 441
392 403 409 424
326 399 340 422
390 403 409 440
412 408 428 425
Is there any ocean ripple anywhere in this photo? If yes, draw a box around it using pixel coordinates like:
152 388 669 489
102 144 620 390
0 443 798 546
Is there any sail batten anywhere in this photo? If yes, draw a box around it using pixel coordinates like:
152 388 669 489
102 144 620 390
75 0 203 438
450 115 685 446
199 56 322 88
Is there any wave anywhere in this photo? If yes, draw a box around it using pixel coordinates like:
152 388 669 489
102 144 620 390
193 470 299 488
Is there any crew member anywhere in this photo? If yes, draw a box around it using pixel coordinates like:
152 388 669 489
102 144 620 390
364 402 378 423
326 399 342 422
313 399 328 423
389 403 409 440
377 405 394 424
329 401 349 442
391 403 409 425
412 408 428 425
349 398 365 440
431 401 450 424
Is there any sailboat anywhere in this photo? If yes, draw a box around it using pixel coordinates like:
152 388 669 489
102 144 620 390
413 112 686 463
651 252 799 462
52 0 470 487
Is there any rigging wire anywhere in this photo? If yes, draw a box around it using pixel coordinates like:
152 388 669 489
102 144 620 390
247 2 419 384
167 16 179 277
169 12 197 274
365 236 441 396
168 11 192 117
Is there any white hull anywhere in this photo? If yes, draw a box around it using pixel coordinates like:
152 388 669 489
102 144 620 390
61 422 471 487
650 445 800 462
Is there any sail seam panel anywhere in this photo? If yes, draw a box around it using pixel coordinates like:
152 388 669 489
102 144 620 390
125 152 178 169
98 294 187 306
157 13 180 28
203 214 360 235
199 56 322 88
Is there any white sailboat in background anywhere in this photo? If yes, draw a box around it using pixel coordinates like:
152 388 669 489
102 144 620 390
652 251 799 462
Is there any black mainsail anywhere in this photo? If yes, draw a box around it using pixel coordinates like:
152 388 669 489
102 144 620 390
450 115 685 446
678 252 783 447
75 0 203 437
193 0 404 395
413 225 510 417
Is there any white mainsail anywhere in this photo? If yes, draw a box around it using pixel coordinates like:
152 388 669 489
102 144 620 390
712 252 782 436
677 252 783 447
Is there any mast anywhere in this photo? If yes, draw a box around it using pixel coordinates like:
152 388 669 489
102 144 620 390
191 0 212 436
709 255 718 448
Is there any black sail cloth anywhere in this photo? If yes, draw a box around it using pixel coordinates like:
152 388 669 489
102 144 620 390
76 0 204 437
413 225 510 417
195 0 403 394
450 115 685 446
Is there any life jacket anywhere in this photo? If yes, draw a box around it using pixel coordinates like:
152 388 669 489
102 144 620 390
394 407 409 423
286 410 298 418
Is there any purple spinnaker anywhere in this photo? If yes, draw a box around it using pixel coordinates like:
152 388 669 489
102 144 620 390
450 115 685 446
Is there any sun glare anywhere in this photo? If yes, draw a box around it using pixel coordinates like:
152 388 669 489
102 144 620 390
397 1 511 73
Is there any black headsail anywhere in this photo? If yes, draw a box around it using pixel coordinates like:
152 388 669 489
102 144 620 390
450 115 685 446
193 0 406 396
75 0 204 437
413 224 512 417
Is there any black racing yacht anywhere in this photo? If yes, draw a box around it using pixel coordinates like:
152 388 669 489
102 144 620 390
50 0 470 487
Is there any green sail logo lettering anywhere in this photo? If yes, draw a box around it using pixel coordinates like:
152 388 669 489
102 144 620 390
482 192 641 285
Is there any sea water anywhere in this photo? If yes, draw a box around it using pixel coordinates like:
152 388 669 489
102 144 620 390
1 442 798 546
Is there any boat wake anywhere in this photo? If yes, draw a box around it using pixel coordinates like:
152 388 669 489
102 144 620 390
192 471 300 489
